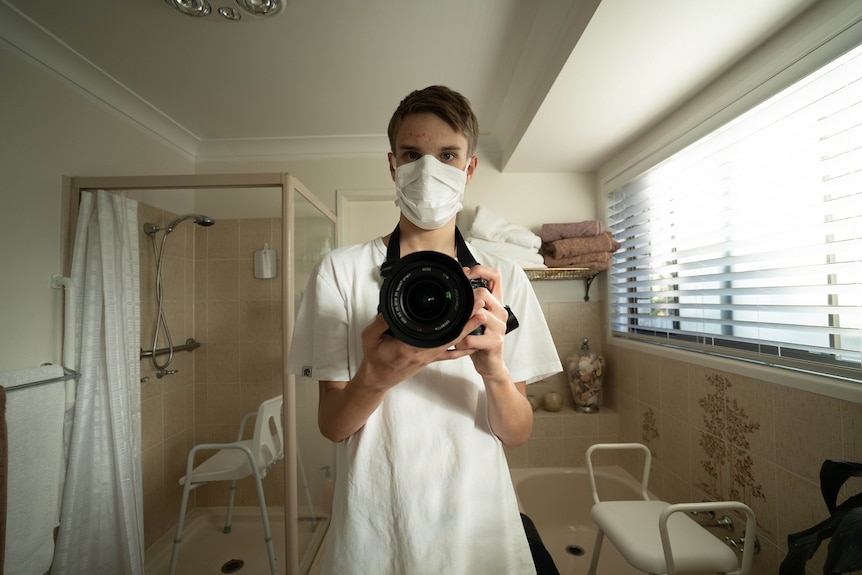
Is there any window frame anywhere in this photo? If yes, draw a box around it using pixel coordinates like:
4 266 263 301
598 2 862 402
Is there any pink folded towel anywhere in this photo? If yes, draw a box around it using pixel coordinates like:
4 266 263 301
542 251 611 268
541 232 620 259
540 220 605 242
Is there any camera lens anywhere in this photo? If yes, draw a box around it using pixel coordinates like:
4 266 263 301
404 279 450 322
379 251 474 348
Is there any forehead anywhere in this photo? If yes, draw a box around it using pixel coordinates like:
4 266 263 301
394 112 468 152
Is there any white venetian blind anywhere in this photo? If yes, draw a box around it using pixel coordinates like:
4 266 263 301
607 43 862 382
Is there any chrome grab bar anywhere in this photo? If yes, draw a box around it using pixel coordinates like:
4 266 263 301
139 337 200 359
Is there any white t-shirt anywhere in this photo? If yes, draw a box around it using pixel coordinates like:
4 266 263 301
288 236 562 575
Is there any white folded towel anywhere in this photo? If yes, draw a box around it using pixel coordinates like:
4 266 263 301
468 206 542 250
2 364 66 575
467 237 547 269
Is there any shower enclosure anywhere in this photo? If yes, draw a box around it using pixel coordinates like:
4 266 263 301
64 173 336 574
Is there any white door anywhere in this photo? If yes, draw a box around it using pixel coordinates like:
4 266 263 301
337 190 400 246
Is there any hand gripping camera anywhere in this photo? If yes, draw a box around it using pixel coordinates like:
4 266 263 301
378 226 518 348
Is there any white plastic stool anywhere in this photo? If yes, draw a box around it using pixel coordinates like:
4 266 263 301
169 395 284 575
585 443 756 575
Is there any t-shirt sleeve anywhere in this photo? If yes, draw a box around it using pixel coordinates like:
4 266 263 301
286 264 351 382
497 261 563 384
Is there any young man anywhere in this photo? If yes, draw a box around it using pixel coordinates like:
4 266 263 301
288 86 562 574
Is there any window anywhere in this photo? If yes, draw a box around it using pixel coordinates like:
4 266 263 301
607 42 862 383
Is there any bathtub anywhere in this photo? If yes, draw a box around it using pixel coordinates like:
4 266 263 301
510 466 643 575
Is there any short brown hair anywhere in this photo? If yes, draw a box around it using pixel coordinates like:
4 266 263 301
387 86 479 157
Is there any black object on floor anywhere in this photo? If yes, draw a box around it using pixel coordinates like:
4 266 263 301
221 558 244 573
521 513 560 575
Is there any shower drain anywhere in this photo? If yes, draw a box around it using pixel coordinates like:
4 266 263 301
566 545 585 556
221 558 244 573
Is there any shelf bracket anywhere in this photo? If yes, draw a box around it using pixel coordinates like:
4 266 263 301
583 274 597 301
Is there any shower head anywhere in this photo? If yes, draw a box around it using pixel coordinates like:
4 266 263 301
144 214 215 236
167 214 215 232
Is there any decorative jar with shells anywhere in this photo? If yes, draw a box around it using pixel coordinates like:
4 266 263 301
566 338 604 413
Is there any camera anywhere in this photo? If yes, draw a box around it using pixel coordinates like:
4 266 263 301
379 251 487 348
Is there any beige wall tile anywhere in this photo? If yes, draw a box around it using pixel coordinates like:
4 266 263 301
728 374 775 461
240 270 273 301
239 339 278 384
206 300 240 342
239 219 274 259
206 259 240 301
163 386 190 439
141 395 164 449
660 359 690 423
204 341 239 384
842 401 862 462
205 383 243 427
531 413 563 438
206 219 239 260
774 386 842 483
637 352 662 409
240 300 277 341
775 467 823 549
658 412 691 483
527 437 564 467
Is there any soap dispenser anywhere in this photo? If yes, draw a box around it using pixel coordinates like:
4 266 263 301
254 243 277 279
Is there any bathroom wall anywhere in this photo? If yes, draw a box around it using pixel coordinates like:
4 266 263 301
603 341 862 575
192 217 285 509
195 157 597 236
504 298 621 469
0 46 194 372
503 288 862 574
589 5 862 572
139 202 197 547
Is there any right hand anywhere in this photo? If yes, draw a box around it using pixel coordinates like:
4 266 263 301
358 313 480 391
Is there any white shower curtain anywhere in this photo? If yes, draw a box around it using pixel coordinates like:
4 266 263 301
53 190 144 575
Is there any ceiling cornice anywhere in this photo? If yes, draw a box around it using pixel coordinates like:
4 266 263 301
1 0 417 164
0 1 201 159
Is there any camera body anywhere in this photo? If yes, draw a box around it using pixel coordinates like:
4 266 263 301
379 251 487 348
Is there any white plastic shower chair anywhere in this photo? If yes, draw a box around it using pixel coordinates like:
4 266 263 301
585 443 756 575
169 395 284 575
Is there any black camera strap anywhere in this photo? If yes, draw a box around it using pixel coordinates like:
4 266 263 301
380 224 477 277
379 225 519 334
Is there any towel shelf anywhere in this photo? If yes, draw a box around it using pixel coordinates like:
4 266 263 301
523 267 602 301
140 338 201 359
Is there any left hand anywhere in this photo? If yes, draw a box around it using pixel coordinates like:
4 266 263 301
448 264 510 378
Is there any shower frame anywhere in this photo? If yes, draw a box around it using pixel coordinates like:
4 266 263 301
62 172 336 574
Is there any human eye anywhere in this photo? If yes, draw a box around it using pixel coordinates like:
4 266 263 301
404 151 421 162
440 152 456 162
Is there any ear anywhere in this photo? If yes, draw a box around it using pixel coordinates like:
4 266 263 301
465 155 478 183
388 152 397 182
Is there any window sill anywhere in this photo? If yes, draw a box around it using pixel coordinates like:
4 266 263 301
609 336 862 404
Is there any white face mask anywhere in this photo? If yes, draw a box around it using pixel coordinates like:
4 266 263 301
392 154 469 230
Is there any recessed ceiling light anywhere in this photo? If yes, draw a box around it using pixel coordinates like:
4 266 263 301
164 0 211 17
234 0 281 16
218 7 242 20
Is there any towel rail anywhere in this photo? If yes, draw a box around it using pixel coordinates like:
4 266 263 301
3 365 81 392
140 338 201 359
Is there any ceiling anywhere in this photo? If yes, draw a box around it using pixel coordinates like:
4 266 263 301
2 0 817 172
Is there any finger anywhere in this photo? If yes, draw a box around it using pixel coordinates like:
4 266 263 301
361 313 393 343
470 288 508 326
464 265 503 299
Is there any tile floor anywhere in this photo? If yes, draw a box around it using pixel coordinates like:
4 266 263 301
145 507 327 575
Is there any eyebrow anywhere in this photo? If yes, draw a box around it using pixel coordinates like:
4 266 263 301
398 144 465 154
